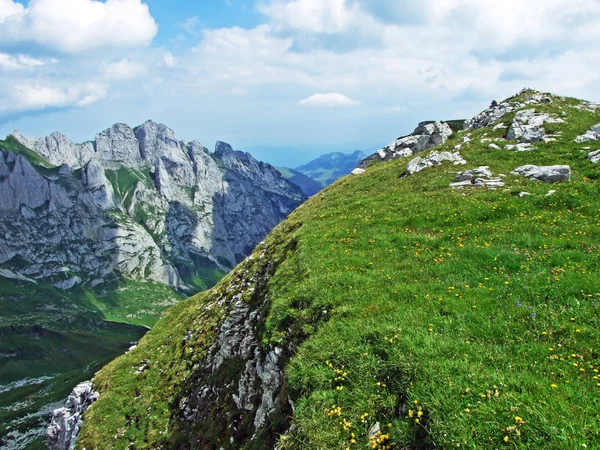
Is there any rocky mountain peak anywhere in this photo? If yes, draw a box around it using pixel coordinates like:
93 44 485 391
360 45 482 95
214 140 235 155
0 123 307 293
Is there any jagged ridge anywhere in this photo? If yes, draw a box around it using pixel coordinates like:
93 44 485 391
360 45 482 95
0 122 305 293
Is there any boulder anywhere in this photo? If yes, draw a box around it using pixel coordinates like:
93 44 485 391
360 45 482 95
452 166 493 182
588 149 600 163
415 121 453 152
405 151 466 176
351 168 365 175
512 165 571 183
575 123 600 143
504 143 534 152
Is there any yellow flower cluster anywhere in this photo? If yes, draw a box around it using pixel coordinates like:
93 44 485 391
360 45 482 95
326 405 342 417
369 430 391 450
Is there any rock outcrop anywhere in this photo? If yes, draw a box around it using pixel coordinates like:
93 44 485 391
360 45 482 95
47 381 99 450
357 121 457 168
404 151 466 176
1 123 306 292
450 166 505 189
464 89 554 130
512 165 572 183
506 109 564 143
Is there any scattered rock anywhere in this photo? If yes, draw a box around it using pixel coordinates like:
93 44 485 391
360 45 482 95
518 192 531 198
350 168 365 175
405 151 466 176
452 166 493 182
473 178 505 188
488 143 501 150
575 123 600 143
368 422 381 439
546 190 557 197
512 165 572 183
588 149 600 163
504 143 534 152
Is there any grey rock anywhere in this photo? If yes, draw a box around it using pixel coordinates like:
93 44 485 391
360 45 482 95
95 123 143 168
488 143 501 150
575 123 600 143
415 121 453 152
588 149 600 163
504 143 534 152
357 121 454 169
405 151 466 176
473 177 505 188
518 192 531 198
507 109 563 143
47 381 99 450
351 168 365 175
12 130 95 168
512 165 572 183
453 166 493 182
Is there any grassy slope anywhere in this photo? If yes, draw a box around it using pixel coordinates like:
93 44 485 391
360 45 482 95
0 136 55 169
79 92 600 449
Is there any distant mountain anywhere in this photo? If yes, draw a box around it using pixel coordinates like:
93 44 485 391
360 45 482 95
276 167 324 196
295 150 367 186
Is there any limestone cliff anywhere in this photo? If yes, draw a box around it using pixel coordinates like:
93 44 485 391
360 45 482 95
0 122 305 292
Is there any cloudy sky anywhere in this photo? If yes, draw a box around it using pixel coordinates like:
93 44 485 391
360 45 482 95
1 0 599 166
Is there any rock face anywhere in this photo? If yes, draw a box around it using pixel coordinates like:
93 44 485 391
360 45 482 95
404 151 467 176
357 121 459 168
47 381 99 450
1 123 305 291
175 239 295 449
512 165 572 183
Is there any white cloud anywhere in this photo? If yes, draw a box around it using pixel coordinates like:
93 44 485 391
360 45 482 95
299 93 360 107
0 0 158 53
103 59 147 80
0 52 46 70
0 0 23 22
1 83 106 113
258 0 354 34
164 51 177 68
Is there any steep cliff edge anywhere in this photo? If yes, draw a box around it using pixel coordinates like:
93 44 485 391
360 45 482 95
78 90 600 449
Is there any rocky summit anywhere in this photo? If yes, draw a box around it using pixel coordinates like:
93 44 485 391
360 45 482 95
0 121 305 293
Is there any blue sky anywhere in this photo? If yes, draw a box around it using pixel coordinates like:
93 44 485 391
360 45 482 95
1 0 599 167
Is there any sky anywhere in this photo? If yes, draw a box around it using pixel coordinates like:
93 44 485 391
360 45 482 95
1 0 600 167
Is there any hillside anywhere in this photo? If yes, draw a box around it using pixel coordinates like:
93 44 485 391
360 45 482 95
296 150 366 186
77 89 600 449
276 167 324 197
